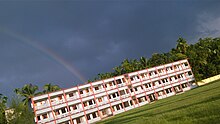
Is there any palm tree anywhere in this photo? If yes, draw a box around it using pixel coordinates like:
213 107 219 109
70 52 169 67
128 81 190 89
176 37 188 54
121 59 133 73
139 56 148 69
43 83 61 94
14 84 39 105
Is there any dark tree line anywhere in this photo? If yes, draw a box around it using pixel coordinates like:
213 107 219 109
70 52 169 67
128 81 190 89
90 37 220 82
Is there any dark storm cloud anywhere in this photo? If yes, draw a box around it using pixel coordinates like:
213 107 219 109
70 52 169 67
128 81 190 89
0 1 220 97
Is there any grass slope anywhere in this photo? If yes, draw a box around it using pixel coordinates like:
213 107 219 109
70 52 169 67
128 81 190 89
97 80 220 124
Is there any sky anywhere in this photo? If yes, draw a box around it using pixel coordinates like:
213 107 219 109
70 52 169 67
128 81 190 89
0 0 220 97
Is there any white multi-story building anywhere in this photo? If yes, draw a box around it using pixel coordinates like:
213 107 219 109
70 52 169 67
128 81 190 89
31 59 196 124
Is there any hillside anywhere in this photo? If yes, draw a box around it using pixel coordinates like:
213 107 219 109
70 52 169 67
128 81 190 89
97 80 220 124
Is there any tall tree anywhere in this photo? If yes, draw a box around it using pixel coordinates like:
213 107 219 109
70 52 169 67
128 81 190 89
7 97 35 124
139 56 148 69
176 37 188 54
14 84 39 105
43 83 61 94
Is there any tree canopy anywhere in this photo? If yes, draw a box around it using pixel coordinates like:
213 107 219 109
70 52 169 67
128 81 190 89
90 37 220 81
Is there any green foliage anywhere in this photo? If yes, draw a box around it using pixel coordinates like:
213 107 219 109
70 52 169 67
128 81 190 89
91 37 220 82
7 96 35 124
0 94 7 124
14 84 39 105
43 83 61 94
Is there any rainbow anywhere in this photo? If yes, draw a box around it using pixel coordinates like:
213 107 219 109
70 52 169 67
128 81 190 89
0 27 87 83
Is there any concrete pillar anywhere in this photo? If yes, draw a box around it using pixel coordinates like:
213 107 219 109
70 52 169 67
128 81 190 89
115 92 118 97
70 106 73 111
83 90 86 94
107 84 110 89
40 115 43 120
59 110 62 114
90 114 93 119
114 106 117 111
107 108 111 114
119 104 122 109
99 111 103 118
111 95 113 99
73 119 77 124
82 116 86 123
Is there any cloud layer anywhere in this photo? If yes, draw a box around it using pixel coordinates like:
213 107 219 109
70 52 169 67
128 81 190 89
0 1 220 96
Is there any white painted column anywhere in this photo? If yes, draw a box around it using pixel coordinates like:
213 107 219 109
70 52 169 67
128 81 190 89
83 90 87 95
90 114 93 120
114 106 117 111
40 115 43 120
73 119 77 124
128 101 131 106
119 104 122 110
95 112 98 117
82 116 86 123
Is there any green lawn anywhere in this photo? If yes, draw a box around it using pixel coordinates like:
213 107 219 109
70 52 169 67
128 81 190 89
97 80 220 124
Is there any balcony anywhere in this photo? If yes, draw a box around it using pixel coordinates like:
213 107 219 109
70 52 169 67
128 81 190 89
166 92 175 97
98 103 111 110
88 117 101 124
135 90 145 95
118 83 125 88
56 113 71 124
113 109 125 115
56 112 69 120
110 97 120 102
51 99 65 106
36 107 52 115
70 109 84 115
98 101 109 106
84 104 96 110
67 96 79 101
38 117 54 124
71 112 85 120
81 92 93 98
157 95 166 100
121 94 130 99
36 102 49 110
94 89 105 93
139 101 148 106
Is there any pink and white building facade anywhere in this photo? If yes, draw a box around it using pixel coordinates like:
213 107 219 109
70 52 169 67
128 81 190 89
31 59 196 124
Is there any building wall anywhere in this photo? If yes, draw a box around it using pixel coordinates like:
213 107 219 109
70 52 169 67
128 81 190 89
31 59 196 124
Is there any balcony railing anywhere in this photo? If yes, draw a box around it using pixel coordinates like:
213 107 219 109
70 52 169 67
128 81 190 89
36 103 49 110
51 99 65 106
67 96 79 101
56 112 69 119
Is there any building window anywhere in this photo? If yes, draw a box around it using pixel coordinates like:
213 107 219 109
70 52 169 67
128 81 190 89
42 113 48 119
95 87 99 90
89 100 93 105
37 116 41 120
80 90 83 94
61 108 66 113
